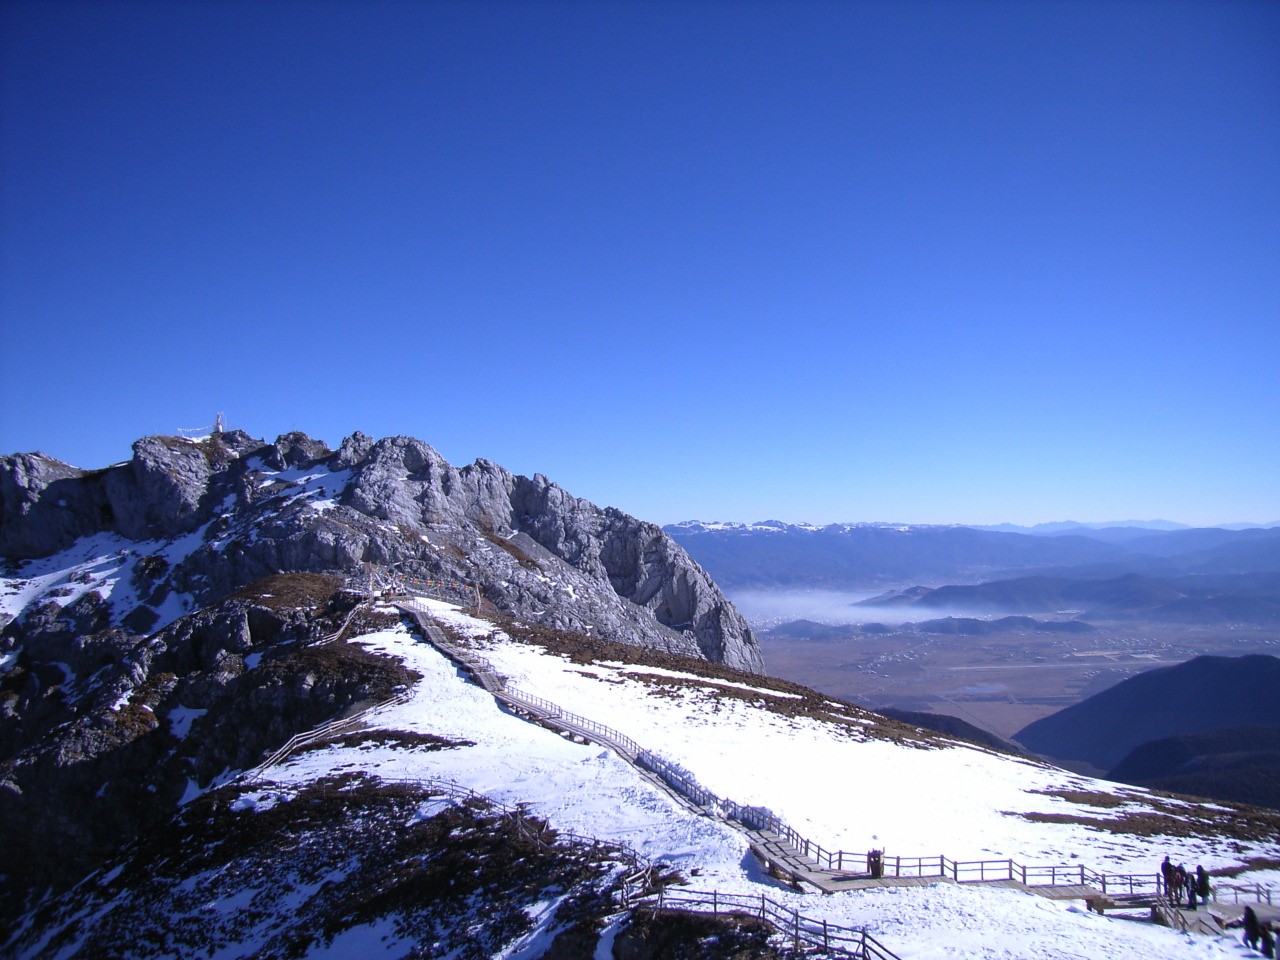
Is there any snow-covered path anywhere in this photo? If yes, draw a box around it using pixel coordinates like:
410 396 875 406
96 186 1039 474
252 601 1278 960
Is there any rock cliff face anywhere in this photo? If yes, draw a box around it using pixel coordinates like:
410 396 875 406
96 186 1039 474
0 430 761 672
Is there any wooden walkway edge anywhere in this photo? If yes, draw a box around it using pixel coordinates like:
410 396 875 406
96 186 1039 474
390 595 1266 929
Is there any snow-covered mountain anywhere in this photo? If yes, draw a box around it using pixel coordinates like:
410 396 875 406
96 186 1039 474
6 596 1277 958
0 430 758 927
2 432 760 670
3 438 1279 957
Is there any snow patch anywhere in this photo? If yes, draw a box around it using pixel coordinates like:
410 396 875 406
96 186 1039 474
167 705 207 739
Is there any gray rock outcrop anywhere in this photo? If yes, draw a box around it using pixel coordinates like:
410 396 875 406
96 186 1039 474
1 430 762 672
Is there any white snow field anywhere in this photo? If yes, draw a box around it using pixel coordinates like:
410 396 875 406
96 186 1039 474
252 599 1280 960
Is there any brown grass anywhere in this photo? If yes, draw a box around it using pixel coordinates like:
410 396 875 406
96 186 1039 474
294 730 474 755
482 532 540 571
229 573 343 611
478 617 952 748
1007 788 1280 843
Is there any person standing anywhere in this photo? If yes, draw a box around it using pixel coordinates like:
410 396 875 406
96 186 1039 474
1261 922 1275 959
1196 865 1210 906
1244 906 1261 950
1161 855 1175 896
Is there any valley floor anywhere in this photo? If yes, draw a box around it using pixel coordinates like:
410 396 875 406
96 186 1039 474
755 619 1280 741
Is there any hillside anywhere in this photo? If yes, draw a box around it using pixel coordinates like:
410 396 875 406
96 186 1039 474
4 437 1280 958
1108 725 1280 811
0 430 759 925
1013 654 1280 771
7 597 1279 958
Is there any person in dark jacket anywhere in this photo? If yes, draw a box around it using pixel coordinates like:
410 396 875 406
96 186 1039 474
1261 922 1275 959
1161 855 1175 896
1244 906 1261 950
1196 865 1210 906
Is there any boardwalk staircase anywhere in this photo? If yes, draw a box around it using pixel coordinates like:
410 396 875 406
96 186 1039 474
383 590 1275 947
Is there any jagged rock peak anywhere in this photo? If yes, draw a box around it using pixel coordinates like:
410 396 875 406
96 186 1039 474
1 430 762 672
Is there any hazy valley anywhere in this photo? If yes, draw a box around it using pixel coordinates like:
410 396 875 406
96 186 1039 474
670 521 1280 791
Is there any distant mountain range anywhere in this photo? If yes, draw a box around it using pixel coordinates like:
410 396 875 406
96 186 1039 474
976 520 1197 534
859 572 1280 625
665 521 1280 627
665 520 1280 590
975 520 1280 536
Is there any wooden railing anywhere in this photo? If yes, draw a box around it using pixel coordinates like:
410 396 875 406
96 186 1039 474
315 599 370 645
393 594 1280 909
246 687 412 776
648 888 900 960
1215 882 1276 905
1151 893 1190 933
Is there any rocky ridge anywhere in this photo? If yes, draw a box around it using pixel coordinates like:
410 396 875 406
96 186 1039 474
0 429 760 923
1 430 761 671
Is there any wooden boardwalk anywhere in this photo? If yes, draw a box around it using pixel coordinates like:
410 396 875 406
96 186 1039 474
746 825 1109 900
391 595 1271 930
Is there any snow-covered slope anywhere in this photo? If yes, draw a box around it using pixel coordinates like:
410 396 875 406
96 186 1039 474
19 598 1271 959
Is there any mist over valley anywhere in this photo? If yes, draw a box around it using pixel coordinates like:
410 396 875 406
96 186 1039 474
670 520 1280 751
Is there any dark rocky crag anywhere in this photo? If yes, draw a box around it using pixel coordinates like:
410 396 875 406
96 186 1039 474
0 430 761 927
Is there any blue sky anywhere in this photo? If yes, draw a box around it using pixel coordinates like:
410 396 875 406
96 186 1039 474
2 1 1277 527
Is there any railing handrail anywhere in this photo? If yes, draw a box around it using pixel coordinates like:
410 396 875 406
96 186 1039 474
648 887 900 959
316 598 371 645
245 766 881 957
245 687 411 778
394 595 1280 908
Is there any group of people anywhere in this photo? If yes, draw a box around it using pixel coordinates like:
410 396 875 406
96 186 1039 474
1160 856 1275 955
1160 856 1210 910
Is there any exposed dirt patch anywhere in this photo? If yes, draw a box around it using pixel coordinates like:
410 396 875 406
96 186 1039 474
295 729 474 754
613 907 785 960
1030 788 1134 809
486 618 960 749
482 531 540 571
1211 857 1280 878
342 605 401 638
1007 790 1280 843
229 572 343 612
